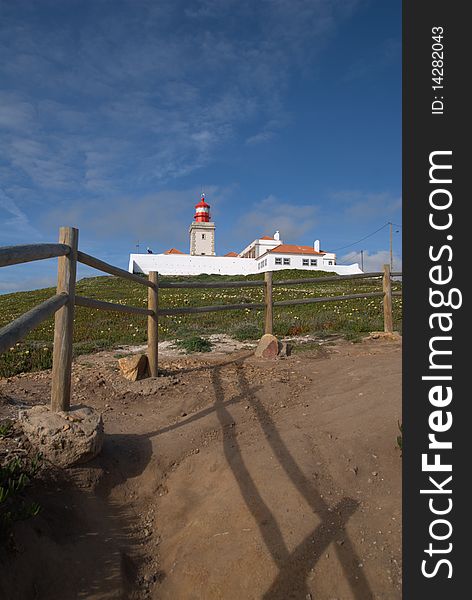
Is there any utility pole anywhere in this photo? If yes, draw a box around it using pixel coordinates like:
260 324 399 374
389 222 393 271
360 249 364 272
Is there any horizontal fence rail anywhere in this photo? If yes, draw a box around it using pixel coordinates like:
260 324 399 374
77 251 156 289
158 301 265 316
0 243 70 268
0 225 402 414
273 291 386 307
0 293 68 354
75 295 154 316
156 291 391 316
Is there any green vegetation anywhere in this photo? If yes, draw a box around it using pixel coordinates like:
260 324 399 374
1 423 42 540
175 335 213 353
0 269 402 377
0 457 42 540
397 421 403 455
0 421 13 439
291 341 333 362
291 341 331 354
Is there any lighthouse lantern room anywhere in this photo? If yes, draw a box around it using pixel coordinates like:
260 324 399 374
189 193 216 256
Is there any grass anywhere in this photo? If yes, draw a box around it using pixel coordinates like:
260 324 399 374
0 269 402 377
175 335 213 353
0 421 12 438
0 455 42 541
1 422 42 541
292 341 323 354
397 421 403 455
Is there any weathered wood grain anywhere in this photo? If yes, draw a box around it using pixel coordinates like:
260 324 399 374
0 293 68 355
0 243 70 268
51 227 78 412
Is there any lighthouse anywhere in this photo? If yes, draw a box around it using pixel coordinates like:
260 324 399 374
189 193 216 256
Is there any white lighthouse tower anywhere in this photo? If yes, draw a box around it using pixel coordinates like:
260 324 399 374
189 193 215 256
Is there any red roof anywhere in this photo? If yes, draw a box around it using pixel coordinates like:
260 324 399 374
164 248 185 255
224 251 239 257
195 197 210 209
268 244 325 256
260 235 274 240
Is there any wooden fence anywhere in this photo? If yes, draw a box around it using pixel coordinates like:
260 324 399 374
0 226 402 413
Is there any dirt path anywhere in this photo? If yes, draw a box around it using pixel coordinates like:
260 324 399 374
0 337 401 599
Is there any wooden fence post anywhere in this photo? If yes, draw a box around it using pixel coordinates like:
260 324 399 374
264 271 273 335
383 263 393 333
51 227 78 412
148 271 159 377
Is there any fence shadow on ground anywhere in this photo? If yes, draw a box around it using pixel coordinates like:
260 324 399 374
210 359 373 599
142 354 374 599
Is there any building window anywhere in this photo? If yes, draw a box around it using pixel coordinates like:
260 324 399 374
328 260 333 265
310 259 317 266
283 258 290 265
275 257 282 265
201 233 206 239
302 259 309 266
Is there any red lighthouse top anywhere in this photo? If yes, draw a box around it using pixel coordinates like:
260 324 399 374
194 193 211 222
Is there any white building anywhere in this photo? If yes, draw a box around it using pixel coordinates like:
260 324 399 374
252 239 337 272
128 194 362 276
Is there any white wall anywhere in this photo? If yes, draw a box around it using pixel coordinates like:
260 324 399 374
260 253 338 271
239 237 281 258
129 253 363 276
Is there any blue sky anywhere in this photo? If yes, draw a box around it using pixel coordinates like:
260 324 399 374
0 0 401 293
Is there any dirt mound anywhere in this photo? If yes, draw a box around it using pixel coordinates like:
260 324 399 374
0 337 401 599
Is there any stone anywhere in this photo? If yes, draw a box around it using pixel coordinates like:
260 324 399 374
254 334 280 359
118 354 150 381
368 331 401 341
18 405 104 468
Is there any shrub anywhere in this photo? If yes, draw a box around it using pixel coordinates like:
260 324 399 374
1 425 42 540
175 335 213 353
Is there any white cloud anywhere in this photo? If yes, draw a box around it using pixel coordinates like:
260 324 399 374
0 189 42 242
245 131 275 145
0 92 36 132
330 190 402 222
0 0 360 199
0 274 56 294
340 249 402 272
0 0 366 276
235 194 319 245
41 185 229 251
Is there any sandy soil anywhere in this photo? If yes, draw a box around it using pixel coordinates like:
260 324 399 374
0 336 401 600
